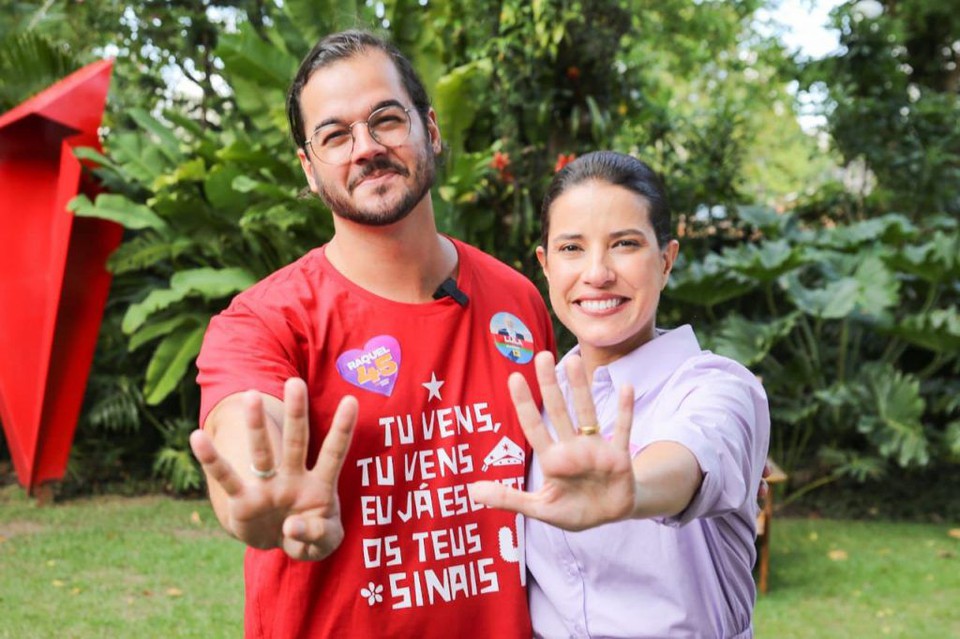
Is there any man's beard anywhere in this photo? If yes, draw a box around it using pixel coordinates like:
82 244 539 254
318 143 436 228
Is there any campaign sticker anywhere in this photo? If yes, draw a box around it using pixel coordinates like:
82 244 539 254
489 312 534 364
336 336 401 397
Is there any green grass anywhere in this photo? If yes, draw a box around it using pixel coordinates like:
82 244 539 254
0 485 244 638
755 518 960 638
2 485 958 638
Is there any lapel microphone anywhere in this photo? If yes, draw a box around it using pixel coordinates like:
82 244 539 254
432 277 469 307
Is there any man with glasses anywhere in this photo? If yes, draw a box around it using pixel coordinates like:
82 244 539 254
190 30 554 638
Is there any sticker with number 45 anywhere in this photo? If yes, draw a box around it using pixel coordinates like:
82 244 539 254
335 336 402 397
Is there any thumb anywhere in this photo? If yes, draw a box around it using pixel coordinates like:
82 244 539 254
468 481 531 515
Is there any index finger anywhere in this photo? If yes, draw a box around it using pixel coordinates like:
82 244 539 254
534 351 577 440
309 395 358 486
507 371 555 452
280 378 310 474
190 429 245 498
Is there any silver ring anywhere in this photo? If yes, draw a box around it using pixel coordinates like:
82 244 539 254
249 464 277 480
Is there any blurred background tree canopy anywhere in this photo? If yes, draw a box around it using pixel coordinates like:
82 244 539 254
0 0 956 511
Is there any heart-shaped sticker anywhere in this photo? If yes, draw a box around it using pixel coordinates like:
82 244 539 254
335 336 402 397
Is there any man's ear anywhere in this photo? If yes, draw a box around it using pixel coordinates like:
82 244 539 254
426 108 442 155
297 147 319 194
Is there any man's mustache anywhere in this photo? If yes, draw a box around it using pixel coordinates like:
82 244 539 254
349 157 410 191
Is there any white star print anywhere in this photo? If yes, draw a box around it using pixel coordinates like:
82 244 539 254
422 372 444 401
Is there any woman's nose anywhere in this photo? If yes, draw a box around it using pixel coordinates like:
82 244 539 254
582 252 615 286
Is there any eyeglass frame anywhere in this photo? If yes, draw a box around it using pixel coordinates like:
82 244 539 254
304 102 416 165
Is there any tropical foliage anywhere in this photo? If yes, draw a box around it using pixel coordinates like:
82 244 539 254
666 207 959 495
0 0 956 499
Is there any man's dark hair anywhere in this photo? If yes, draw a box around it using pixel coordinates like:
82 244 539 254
540 151 672 249
286 29 432 151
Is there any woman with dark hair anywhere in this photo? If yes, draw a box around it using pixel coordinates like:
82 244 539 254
470 151 770 638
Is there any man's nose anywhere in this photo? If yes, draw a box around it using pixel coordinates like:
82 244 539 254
349 122 387 162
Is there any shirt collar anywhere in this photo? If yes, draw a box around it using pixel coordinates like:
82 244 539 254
557 325 702 398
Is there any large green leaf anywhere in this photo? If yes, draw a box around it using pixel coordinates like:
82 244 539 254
217 27 297 92
780 273 858 319
945 420 960 462
72 146 124 176
666 254 756 306
884 307 960 353
128 108 183 164
850 255 899 316
69 193 168 231
282 0 361 46
735 205 790 237
233 175 296 200
106 234 193 275
144 323 206 405
724 239 806 282
204 164 248 216
433 59 493 162
129 313 206 352
103 131 176 186
854 364 929 468
122 267 256 334
819 214 916 249
707 311 801 366
891 230 960 283
152 157 206 192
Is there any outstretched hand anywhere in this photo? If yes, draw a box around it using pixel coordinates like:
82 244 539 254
468 352 636 531
190 378 357 560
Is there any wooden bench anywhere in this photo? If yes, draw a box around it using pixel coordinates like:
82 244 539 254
756 459 787 595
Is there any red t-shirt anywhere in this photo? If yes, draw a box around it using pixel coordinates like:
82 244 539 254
197 239 554 638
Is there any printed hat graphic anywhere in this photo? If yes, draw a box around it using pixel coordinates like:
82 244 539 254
0 59 121 492
481 436 525 472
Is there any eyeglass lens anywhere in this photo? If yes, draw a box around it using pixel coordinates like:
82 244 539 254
310 106 411 164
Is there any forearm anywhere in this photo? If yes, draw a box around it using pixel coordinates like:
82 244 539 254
202 392 284 533
629 441 703 520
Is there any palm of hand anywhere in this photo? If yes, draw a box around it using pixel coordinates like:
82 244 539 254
228 473 343 560
191 380 358 562
534 437 636 531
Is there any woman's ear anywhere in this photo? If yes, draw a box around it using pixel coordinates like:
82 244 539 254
660 239 680 290
536 245 549 281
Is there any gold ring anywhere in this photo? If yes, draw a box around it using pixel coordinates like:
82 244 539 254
579 423 600 436
249 464 277 480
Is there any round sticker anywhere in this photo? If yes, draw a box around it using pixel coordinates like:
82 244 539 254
489 312 534 364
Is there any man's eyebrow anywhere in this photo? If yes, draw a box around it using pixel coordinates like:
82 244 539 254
311 99 406 134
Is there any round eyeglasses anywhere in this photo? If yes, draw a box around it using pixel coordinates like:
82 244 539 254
306 105 414 165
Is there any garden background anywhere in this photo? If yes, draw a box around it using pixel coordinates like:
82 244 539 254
0 0 958 635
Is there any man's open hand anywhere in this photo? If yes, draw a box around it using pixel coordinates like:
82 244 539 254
190 378 357 560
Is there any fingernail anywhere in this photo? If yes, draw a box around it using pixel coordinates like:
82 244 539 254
290 519 306 537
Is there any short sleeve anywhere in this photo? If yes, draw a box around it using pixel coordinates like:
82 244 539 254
195 299 302 427
635 360 770 527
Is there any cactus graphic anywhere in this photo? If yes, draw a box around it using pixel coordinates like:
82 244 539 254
498 513 526 586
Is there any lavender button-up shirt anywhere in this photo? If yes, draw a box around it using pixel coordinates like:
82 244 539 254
525 325 770 639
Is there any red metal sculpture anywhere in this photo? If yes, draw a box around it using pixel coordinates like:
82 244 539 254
0 59 121 494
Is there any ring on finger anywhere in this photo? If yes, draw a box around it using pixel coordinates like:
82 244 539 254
578 423 600 436
249 464 277 480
